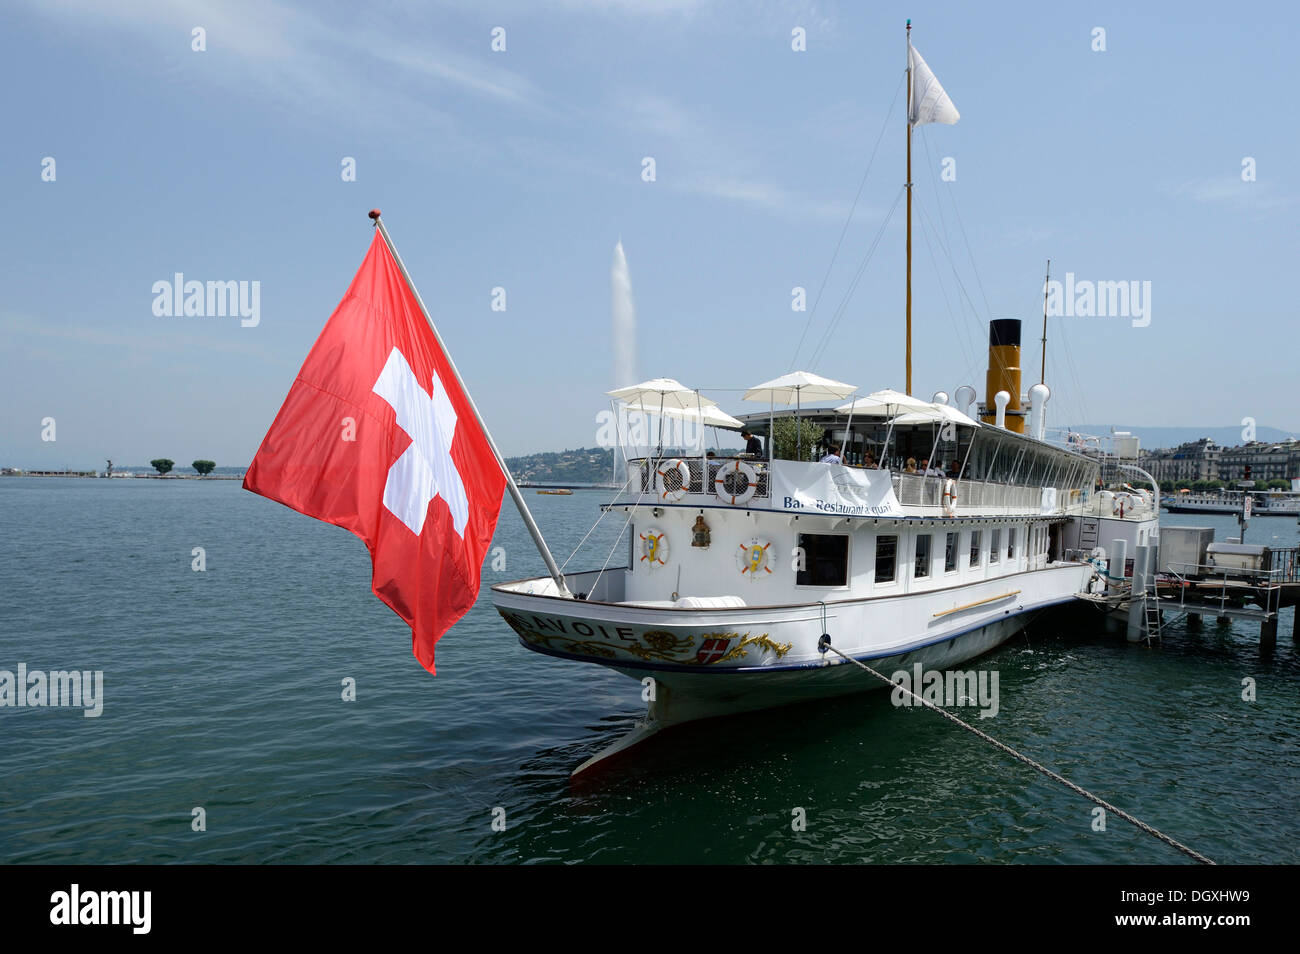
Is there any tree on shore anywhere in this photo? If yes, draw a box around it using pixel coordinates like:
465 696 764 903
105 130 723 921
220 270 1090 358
150 458 174 475
192 460 216 476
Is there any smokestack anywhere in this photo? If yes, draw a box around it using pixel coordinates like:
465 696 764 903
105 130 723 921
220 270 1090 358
982 319 1024 433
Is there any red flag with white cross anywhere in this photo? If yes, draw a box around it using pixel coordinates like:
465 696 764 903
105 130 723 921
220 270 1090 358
243 229 506 673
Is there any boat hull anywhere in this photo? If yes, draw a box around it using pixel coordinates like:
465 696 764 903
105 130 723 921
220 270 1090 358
493 562 1090 726
613 610 1038 724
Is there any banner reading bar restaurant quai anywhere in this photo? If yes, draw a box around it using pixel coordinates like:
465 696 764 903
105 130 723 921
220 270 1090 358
769 462 903 517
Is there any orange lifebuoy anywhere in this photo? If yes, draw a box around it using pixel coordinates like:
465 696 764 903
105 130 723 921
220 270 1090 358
655 458 691 502
714 460 758 506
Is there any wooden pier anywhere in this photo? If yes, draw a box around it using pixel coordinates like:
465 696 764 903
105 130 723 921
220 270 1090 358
1075 545 1300 650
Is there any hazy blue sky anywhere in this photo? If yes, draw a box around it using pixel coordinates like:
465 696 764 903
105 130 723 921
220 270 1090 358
4 0 1297 468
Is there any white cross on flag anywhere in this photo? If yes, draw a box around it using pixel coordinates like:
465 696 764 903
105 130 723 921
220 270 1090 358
244 231 506 673
372 347 469 537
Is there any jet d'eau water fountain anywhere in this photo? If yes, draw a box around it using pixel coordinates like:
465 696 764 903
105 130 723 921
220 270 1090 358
611 240 638 483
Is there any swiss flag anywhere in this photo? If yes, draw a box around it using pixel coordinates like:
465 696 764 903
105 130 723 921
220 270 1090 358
244 229 506 673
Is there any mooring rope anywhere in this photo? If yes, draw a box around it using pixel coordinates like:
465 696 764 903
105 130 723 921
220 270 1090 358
816 636 1215 865
589 450 665 595
559 467 638 574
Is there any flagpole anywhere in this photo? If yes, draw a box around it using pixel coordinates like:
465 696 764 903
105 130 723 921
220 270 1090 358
1040 258 1051 384
369 210 572 597
905 19 914 397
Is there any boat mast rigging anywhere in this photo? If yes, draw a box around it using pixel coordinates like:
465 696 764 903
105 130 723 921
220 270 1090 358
905 19 914 396
1040 258 1051 384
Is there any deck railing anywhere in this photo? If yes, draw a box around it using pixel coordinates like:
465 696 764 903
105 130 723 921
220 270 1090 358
631 456 771 500
893 473 1087 514
624 456 1084 514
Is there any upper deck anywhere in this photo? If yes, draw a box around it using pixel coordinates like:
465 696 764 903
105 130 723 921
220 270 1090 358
613 406 1101 521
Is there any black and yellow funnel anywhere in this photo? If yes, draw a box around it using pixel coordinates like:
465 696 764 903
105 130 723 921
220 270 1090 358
982 319 1024 433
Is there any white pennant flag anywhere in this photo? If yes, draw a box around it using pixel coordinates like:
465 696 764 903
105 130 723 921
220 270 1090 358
908 45 960 126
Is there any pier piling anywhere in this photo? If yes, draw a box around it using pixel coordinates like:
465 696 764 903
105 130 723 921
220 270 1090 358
1126 544 1149 643
1109 538 1127 597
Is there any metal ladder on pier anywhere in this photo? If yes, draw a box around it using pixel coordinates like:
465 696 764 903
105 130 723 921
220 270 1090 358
1141 573 1163 644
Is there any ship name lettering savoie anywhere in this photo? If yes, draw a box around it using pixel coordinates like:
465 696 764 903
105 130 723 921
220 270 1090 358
502 612 637 641
499 611 792 665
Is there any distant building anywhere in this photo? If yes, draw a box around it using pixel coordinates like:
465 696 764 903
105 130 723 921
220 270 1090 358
1140 437 1300 485
1138 438 1220 483
1217 439 1300 483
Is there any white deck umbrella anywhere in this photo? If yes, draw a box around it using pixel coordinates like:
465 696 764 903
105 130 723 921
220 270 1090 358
891 404 981 428
834 388 934 417
608 378 720 410
620 402 743 484
619 401 743 430
834 389 935 470
608 378 719 455
743 371 857 460
892 403 980 477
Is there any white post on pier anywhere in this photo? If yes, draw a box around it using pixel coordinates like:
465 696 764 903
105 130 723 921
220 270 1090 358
1108 539 1128 592
1126 544 1148 643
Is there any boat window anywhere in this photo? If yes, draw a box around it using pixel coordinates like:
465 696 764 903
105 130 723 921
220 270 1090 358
1007 528 1016 560
875 534 898 584
969 530 982 567
989 529 1000 563
796 533 849 587
914 534 931 578
944 532 958 572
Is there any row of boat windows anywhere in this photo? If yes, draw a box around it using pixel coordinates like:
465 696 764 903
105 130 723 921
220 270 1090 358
795 527 1049 587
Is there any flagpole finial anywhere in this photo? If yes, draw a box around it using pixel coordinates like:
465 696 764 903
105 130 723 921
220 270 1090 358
368 209 382 223
906 18 911 30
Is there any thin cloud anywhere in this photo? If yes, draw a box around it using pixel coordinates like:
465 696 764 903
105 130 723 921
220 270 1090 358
679 174 851 220
620 93 860 220
1171 176 1295 213
16 0 545 129
1 312 281 364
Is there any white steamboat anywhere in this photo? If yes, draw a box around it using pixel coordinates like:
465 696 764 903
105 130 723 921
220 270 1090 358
491 28 1159 770
1163 489 1300 516
493 327 1159 770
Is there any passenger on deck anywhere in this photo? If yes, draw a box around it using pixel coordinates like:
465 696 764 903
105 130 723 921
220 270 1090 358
741 430 764 458
904 458 918 475
819 450 842 464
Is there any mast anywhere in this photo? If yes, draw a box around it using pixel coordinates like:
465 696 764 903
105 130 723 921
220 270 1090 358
369 210 571 598
905 19 914 396
1040 258 1050 384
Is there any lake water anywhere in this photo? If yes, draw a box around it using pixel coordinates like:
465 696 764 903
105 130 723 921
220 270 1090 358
1 478 1297 863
